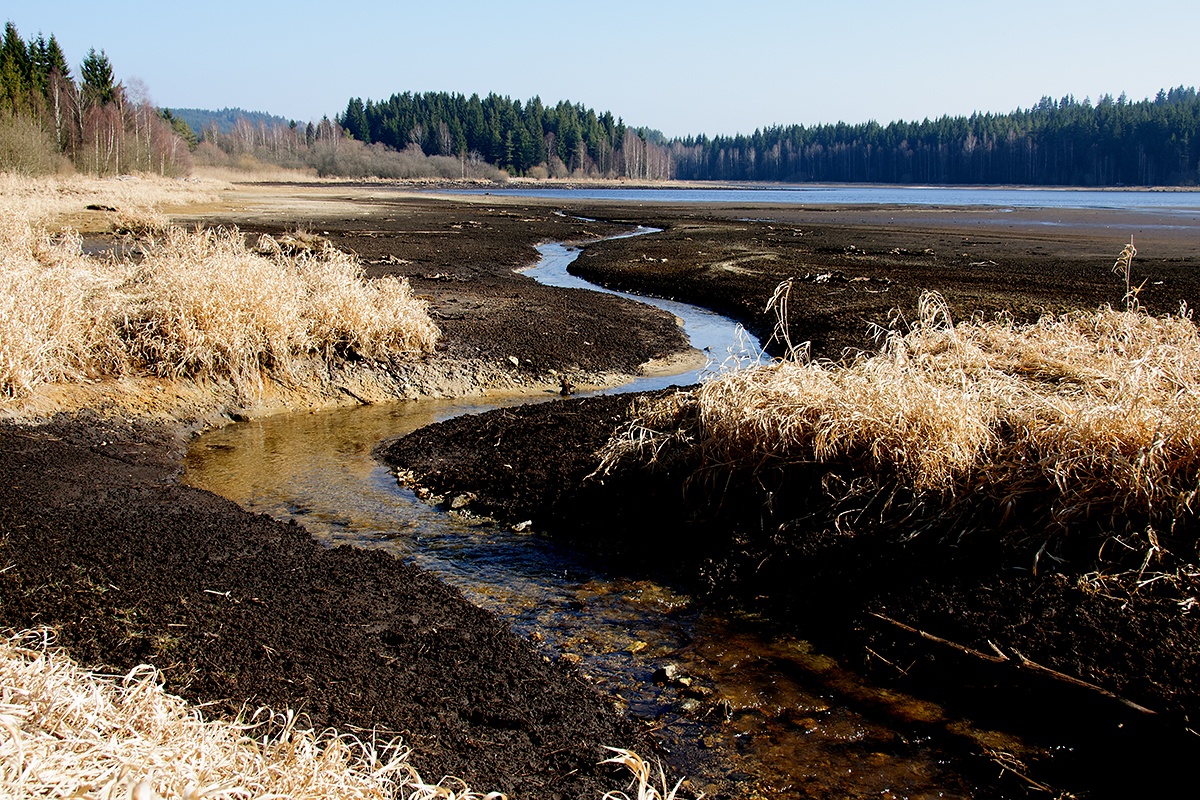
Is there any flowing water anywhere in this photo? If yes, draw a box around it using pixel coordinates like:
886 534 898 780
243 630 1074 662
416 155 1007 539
185 233 1017 797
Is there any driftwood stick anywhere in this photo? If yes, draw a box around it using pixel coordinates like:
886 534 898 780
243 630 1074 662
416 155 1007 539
870 612 1158 716
869 612 1008 664
1009 647 1157 716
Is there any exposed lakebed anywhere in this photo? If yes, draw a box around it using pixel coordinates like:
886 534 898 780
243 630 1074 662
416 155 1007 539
185 232 1011 798
178 188 1200 798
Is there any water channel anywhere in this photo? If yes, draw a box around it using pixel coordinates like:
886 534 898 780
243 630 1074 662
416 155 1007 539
184 230 1020 797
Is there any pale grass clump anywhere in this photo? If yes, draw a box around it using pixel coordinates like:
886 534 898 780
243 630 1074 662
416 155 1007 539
1 199 438 401
2 630 678 800
274 236 440 361
0 212 131 397
121 229 438 395
0 629 500 800
602 292 1200 531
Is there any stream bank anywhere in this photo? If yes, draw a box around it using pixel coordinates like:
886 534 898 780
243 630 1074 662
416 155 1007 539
8 184 1200 798
0 191 700 799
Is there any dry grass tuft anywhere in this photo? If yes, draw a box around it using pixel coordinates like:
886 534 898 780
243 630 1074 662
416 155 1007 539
2 631 681 800
120 227 438 395
600 285 1200 588
1 174 438 404
0 212 132 397
0 629 499 800
600 748 699 800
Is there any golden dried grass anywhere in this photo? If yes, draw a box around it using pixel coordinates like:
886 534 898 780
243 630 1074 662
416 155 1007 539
601 290 1200 536
2 631 682 800
0 629 502 800
1 174 438 403
0 212 132 396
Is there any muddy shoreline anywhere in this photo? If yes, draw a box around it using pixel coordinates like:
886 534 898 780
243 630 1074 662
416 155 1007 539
377 194 1200 796
5 185 1200 797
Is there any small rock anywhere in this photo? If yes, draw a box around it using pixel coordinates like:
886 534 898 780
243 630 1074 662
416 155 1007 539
652 663 680 684
449 493 475 509
512 520 533 533
508 356 520 367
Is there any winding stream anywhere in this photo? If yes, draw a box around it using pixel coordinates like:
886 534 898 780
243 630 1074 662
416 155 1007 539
184 232 1008 797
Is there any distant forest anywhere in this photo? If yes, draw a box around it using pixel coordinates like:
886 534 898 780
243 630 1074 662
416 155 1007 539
168 107 292 137
340 88 1200 186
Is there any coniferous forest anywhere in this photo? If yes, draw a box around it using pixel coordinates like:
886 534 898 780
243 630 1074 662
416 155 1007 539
340 88 1200 186
3 14 1198 186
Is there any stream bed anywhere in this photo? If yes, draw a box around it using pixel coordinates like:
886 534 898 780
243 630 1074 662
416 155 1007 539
183 235 1012 798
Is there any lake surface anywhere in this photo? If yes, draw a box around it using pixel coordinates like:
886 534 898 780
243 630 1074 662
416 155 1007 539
435 184 1200 212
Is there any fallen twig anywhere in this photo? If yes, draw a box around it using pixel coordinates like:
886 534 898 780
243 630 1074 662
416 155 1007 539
870 612 1158 715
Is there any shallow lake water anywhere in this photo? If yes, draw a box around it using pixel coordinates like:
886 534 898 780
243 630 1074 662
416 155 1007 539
435 184 1200 212
185 231 1030 797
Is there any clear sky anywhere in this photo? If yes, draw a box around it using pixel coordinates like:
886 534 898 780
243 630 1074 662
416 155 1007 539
5 0 1198 138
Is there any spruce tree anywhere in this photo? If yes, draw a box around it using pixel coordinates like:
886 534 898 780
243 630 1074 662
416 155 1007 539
80 48 116 107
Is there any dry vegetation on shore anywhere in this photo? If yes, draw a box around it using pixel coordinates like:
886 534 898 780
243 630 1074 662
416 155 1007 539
0 630 500 800
601 282 1200 603
0 174 438 408
1 628 687 800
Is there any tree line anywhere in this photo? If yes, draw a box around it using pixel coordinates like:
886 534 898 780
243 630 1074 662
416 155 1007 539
0 21 193 176
340 88 1200 186
339 92 673 180
669 88 1200 186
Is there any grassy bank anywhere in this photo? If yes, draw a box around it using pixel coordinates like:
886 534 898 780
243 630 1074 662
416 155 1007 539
1 174 438 413
601 285 1200 604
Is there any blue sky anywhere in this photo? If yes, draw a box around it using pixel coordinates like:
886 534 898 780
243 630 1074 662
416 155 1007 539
5 0 1198 138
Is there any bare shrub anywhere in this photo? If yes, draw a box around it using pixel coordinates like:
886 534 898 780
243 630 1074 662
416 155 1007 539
0 115 69 176
306 140 508 182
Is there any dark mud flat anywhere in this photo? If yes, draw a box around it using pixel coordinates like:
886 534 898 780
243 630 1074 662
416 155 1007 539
560 201 1200 360
193 193 688 379
381 202 1200 797
0 413 649 798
